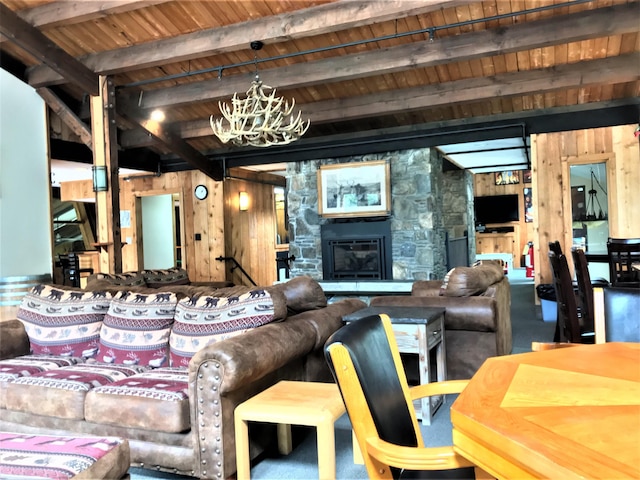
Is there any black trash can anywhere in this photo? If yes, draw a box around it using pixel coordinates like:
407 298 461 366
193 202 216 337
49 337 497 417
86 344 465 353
536 284 557 322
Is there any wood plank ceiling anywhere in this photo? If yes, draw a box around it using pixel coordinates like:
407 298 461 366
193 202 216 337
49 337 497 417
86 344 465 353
1 0 639 179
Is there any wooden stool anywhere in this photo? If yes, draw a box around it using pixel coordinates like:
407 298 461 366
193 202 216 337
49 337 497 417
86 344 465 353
234 380 346 480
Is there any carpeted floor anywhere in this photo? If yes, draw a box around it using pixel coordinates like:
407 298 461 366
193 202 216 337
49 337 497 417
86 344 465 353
130 269 556 480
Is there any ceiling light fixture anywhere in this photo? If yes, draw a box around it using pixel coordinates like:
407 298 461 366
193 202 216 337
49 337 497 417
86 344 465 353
210 41 309 148
150 109 165 122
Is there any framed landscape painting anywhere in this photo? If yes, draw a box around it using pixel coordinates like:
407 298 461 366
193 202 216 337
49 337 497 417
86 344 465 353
317 160 391 218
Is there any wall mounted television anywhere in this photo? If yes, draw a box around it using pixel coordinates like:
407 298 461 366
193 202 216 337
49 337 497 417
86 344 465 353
474 194 519 225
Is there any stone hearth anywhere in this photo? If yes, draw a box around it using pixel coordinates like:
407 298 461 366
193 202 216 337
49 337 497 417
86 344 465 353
286 148 473 281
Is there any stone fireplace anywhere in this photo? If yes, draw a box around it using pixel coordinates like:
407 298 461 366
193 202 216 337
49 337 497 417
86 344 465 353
286 149 473 281
321 220 392 280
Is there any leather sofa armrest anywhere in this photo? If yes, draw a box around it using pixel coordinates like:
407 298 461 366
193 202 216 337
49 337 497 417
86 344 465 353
370 295 497 332
189 318 317 396
0 319 30 360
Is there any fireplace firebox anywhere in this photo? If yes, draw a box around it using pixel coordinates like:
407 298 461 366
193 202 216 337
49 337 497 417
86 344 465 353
321 220 392 280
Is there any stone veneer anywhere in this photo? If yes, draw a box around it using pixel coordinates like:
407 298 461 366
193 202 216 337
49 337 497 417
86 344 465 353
286 148 473 281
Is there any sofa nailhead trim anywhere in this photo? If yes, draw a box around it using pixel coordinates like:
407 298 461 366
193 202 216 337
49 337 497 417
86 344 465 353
199 385 203 390
214 399 218 405
215 363 219 368
214 411 219 417
201 436 205 441
204 363 208 367
202 460 207 464
215 448 220 454
198 373 203 378
201 448 206 453
214 375 220 381
200 422 205 427
200 410 204 415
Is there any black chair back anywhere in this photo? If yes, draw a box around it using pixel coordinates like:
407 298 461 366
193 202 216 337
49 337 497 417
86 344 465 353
549 240 563 256
548 250 582 343
571 247 594 333
325 315 418 450
603 287 640 342
607 238 640 286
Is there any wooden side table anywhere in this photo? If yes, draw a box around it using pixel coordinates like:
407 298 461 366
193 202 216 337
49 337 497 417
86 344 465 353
234 380 346 480
342 305 447 424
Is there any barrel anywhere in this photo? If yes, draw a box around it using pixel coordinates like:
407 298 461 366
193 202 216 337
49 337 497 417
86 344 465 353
0 274 51 321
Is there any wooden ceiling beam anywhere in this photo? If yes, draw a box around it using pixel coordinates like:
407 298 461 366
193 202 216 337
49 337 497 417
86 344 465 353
120 54 639 147
27 0 466 86
4 1 172 31
37 87 93 148
304 54 640 123
118 106 224 181
0 2 206 173
0 2 99 95
118 3 640 111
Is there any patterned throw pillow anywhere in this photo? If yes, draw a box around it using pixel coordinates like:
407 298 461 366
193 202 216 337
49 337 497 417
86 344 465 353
16 285 111 359
141 268 190 288
170 289 276 367
97 291 177 367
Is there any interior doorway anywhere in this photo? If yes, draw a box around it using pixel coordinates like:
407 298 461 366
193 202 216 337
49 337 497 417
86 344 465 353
136 192 183 270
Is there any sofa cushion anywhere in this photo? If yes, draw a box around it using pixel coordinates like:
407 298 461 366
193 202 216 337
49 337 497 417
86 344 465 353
4 363 142 420
169 289 277 368
0 432 130 480
97 290 177 367
0 355 79 408
440 264 504 297
85 367 189 433
86 272 147 288
141 267 190 288
16 285 111 359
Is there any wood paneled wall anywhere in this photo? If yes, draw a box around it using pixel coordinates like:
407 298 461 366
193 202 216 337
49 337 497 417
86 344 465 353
531 124 640 287
61 168 284 285
473 172 534 263
223 169 285 287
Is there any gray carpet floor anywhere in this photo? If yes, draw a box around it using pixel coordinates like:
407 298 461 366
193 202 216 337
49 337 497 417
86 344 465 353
130 269 555 480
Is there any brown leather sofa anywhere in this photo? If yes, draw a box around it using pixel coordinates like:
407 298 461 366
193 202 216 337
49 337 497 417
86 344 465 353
369 262 512 379
0 276 365 479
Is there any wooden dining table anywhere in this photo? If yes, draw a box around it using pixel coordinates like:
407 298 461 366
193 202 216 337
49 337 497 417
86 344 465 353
450 342 640 479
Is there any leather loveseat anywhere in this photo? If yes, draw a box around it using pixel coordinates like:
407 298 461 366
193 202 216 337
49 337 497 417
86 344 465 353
0 276 365 479
369 261 512 379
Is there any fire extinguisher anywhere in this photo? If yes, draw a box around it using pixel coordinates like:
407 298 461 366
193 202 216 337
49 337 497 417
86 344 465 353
525 242 535 278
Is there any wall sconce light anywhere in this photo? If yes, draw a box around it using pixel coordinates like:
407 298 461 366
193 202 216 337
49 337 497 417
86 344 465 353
239 191 249 211
92 165 108 192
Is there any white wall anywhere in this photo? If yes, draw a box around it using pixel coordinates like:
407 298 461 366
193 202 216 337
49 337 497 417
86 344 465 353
0 69 52 278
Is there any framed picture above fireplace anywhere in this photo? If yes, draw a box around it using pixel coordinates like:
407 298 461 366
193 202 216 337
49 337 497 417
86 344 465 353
317 160 391 218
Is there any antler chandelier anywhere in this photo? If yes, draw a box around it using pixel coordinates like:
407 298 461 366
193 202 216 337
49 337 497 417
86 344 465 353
210 41 310 148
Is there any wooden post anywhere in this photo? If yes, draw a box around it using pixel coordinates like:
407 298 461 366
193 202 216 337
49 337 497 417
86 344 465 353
90 75 122 273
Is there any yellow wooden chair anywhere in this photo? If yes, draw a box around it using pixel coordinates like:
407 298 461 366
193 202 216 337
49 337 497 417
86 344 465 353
325 314 489 479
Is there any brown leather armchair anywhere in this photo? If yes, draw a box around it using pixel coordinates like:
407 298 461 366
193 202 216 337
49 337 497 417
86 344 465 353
370 262 512 379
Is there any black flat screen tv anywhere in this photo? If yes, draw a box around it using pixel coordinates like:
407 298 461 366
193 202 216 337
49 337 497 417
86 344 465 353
474 194 519 225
